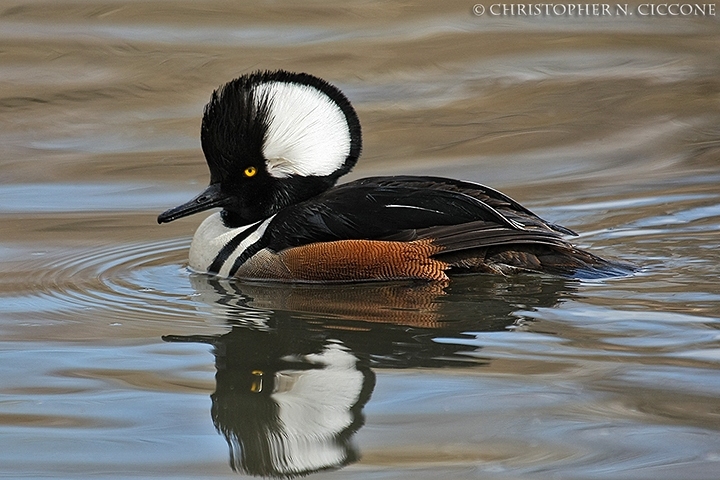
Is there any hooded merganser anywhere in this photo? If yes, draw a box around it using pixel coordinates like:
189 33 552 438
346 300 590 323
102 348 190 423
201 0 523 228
158 70 626 282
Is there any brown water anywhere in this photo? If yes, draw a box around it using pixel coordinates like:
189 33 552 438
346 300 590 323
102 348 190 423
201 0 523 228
1 1 720 478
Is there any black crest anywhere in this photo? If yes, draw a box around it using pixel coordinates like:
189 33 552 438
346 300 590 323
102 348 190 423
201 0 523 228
201 70 362 185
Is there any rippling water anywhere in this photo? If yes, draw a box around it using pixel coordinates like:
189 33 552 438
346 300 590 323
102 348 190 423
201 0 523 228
1 2 719 478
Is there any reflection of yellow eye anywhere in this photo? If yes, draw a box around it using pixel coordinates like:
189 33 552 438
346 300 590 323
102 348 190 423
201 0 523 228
250 370 263 393
244 166 257 177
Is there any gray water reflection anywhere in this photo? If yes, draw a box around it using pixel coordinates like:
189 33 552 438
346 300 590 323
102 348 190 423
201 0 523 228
163 275 573 477
1 0 720 478
164 275 574 477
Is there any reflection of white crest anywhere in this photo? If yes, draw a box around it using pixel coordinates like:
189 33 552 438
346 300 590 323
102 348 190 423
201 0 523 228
267 341 364 475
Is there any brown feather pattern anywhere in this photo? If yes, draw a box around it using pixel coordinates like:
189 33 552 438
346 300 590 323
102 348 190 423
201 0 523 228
235 239 449 282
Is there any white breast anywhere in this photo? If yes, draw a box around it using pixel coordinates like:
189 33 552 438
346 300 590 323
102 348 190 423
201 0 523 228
189 213 274 277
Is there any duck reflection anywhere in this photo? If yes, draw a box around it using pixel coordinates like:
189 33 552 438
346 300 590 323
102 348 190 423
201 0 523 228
164 275 574 477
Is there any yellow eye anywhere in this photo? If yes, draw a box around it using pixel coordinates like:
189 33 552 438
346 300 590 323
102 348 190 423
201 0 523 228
243 166 257 177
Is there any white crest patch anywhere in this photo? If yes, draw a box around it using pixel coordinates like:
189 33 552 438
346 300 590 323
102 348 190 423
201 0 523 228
254 81 351 178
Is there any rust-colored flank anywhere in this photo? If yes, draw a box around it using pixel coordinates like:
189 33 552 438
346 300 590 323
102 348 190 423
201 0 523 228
237 239 449 283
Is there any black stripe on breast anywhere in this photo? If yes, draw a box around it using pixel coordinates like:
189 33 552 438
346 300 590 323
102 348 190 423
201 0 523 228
208 222 262 274
228 241 266 277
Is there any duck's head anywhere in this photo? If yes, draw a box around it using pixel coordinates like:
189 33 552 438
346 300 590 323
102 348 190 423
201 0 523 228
158 70 361 227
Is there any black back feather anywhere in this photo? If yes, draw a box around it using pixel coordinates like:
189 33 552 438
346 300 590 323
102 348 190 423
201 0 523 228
262 176 574 253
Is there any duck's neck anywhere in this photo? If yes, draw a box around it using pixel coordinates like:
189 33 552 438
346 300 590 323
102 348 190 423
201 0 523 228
220 174 339 228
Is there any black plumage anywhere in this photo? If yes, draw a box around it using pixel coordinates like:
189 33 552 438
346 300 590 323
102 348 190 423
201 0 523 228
259 175 624 277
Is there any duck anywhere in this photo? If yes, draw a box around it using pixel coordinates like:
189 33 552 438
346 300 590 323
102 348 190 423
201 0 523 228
158 70 627 282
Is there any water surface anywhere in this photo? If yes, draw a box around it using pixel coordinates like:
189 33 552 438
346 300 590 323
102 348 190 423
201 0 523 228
1 2 719 478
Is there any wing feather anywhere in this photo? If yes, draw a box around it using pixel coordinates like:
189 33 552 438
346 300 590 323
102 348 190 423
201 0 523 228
264 176 575 253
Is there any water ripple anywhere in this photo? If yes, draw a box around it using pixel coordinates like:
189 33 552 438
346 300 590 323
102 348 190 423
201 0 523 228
0 238 197 324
